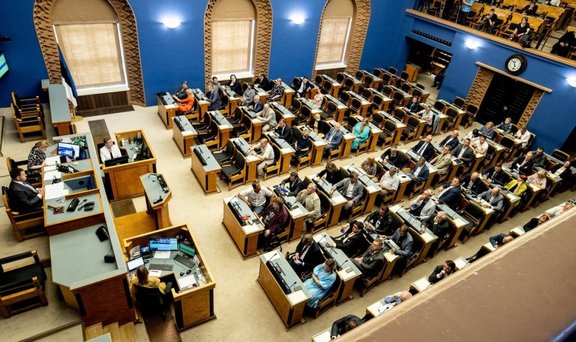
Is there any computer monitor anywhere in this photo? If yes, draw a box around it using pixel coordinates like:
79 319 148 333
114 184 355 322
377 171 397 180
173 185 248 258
149 238 178 251
126 256 144 272
57 142 80 159
104 155 129 167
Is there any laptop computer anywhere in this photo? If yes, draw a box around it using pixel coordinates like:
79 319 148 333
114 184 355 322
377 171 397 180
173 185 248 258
126 256 144 272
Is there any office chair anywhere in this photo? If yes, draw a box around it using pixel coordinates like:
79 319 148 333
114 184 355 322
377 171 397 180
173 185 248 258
134 283 172 321
2 187 45 242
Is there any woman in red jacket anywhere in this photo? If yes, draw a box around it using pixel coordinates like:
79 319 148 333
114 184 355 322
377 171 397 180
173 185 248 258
174 88 195 114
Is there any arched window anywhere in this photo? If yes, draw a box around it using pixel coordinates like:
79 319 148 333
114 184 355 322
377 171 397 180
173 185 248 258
52 0 126 93
314 0 370 74
205 0 272 81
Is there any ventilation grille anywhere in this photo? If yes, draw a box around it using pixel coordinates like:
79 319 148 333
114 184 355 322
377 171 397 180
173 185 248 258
411 29 452 47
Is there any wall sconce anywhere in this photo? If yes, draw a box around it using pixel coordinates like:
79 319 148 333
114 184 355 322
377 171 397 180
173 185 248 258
290 14 306 25
162 17 182 29
566 76 576 88
465 38 481 50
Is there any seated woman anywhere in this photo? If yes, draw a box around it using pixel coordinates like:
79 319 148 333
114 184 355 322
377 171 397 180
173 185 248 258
227 74 242 95
173 88 195 114
509 17 531 47
317 162 342 185
311 92 325 108
269 78 285 102
304 259 337 309
241 83 256 106
527 170 547 190
291 128 312 165
27 140 49 180
351 118 371 151
479 121 495 140
361 157 379 181
496 117 514 134
308 113 324 138
504 175 528 197
130 265 167 299
523 213 550 232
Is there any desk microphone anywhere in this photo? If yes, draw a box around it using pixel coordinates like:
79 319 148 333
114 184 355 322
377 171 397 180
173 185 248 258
339 259 350 269
288 280 298 291
318 234 327 244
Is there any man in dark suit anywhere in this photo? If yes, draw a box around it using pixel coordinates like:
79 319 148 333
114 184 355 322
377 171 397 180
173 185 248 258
8 168 44 214
439 129 460 151
292 76 313 98
332 172 364 222
333 220 368 257
287 233 323 277
364 205 397 237
478 187 504 212
452 138 474 164
390 224 413 275
280 171 303 196
426 211 452 238
461 172 486 195
206 83 222 111
511 151 535 175
274 119 292 142
412 135 435 161
353 238 386 279
482 163 508 186
251 95 264 114
254 74 272 91
428 260 456 284
330 314 363 339
406 96 421 113
437 177 463 210
323 122 344 157
381 147 408 169
407 157 429 186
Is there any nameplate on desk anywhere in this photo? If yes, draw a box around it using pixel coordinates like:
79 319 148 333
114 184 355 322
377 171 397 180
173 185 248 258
454 218 467 227
290 206 304 216
412 278 431 291
287 290 308 305
421 231 435 242
182 130 194 137
243 223 262 234
338 268 357 281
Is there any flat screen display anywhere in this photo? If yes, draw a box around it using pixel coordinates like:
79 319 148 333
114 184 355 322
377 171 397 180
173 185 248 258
0 53 8 79
149 238 178 251
57 142 80 158
126 257 144 272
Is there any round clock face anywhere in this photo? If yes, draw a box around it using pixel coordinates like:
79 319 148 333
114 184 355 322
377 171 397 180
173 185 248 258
505 54 527 75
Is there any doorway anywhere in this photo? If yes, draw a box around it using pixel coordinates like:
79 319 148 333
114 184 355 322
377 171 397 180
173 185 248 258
476 72 536 125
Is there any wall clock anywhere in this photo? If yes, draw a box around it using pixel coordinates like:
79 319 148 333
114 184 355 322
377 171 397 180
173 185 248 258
505 54 528 76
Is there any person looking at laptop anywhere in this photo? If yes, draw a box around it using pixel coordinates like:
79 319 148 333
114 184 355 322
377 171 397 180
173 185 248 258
130 265 167 298
100 137 122 163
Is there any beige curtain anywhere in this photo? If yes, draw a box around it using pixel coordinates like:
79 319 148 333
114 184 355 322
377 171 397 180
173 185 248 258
316 17 351 65
55 23 125 88
212 20 253 74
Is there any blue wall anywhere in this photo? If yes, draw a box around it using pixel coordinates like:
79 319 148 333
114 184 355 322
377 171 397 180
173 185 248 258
0 0 47 106
403 13 576 152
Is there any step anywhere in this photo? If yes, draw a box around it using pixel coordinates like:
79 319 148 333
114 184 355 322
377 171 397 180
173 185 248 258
119 323 139 342
84 323 103 341
103 322 121 342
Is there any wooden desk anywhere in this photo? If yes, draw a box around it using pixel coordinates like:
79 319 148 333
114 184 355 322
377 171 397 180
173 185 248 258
367 88 393 112
222 196 265 258
437 203 471 250
359 70 383 89
323 94 348 123
140 173 172 229
274 189 310 242
310 176 347 227
173 116 198 157
257 250 311 329
339 72 363 93
406 82 430 102
231 137 260 183
241 108 266 143
157 92 178 129
438 100 466 129
463 195 496 236
377 157 411 203
190 145 221 194
319 74 341 97
253 85 269 104
299 128 327 166
346 164 381 214
103 130 157 200
329 120 354 159
346 91 371 117
390 204 438 265
313 232 362 304
49 84 75 136
390 85 413 107
123 225 216 331
281 81 295 107
208 110 234 149
192 88 211 122
269 102 296 127
404 63 421 82
223 88 241 115
311 329 332 342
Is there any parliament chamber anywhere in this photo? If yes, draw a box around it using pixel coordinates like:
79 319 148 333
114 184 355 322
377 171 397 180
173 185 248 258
1 0 576 341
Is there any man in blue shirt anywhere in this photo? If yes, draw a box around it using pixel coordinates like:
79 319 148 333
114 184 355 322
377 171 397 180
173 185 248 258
458 0 475 25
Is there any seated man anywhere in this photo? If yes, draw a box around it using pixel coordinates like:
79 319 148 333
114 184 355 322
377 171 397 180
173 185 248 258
428 260 456 284
489 232 514 249
478 187 504 213
206 83 222 111
100 136 123 163
417 106 435 134
381 147 408 169
406 157 429 193
248 138 275 178
323 122 344 157
482 163 508 186
478 121 496 140
378 166 400 196
279 171 302 196
425 211 451 239
514 126 531 151
268 78 285 102
530 147 547 169
389 224 414 274
412 135 435 161
287 233 323 277
250 95 264 113
173 80 188 100
260 197 289 250
257 104 277 132
452 138 474 164
293 76 313 98
383 290 412 305
439 129 460 151
461 172 486 196
274 119 292 142
545 202 574 218
478 8 498 33
470 135 489 156
437 177 463 210
430 146 453 175
406 96 421 113
8 168 44 214
330 314 363 339
510 151 535 175
296 183 322 231
496 117 514 134
353 238 386 281
331 172 364 222
364 205 397 237
238 181 273 214
409 189 436 221
332 221 367 257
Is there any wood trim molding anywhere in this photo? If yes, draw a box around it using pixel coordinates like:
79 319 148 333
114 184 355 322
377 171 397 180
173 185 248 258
465 66 494 109
33 0 145 106
312 0 371 79
475 62 552 93
204 0 272 84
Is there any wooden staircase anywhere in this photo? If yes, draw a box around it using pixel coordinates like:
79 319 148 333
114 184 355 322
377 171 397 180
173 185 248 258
84 321 140 342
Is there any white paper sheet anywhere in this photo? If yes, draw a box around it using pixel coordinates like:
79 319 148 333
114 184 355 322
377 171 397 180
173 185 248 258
45 156 61 166
153 251 171 259
45 183 68 200
177 275 198 289
148 270 162 277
